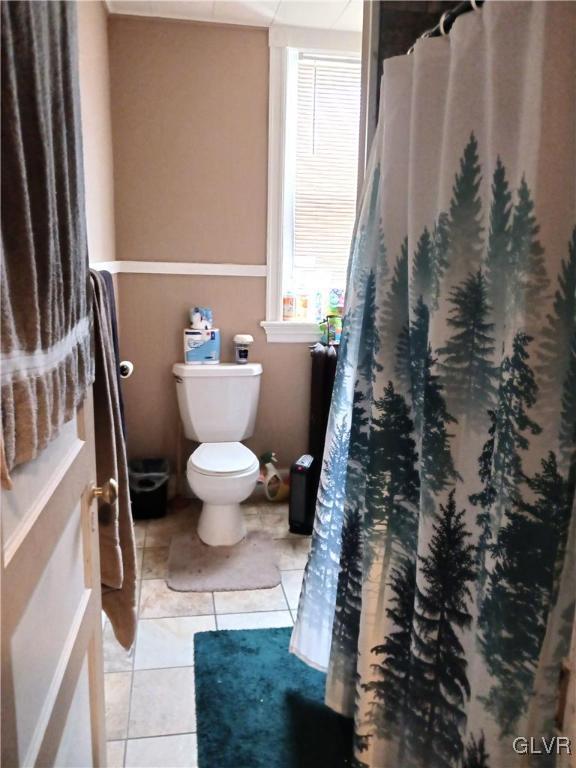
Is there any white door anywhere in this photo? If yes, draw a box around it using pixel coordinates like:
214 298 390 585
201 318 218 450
1 389 106 767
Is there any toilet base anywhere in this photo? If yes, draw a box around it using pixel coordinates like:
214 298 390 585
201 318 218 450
197 502 246 546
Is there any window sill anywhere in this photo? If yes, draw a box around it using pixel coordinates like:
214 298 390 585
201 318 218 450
260 320 322 344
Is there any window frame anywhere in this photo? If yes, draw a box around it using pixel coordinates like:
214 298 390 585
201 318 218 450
261 26 362 343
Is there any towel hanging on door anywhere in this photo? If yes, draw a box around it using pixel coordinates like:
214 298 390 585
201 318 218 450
91 269 137 650
1 1 94 486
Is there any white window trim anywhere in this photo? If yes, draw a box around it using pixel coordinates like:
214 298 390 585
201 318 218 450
261 26 362 344
259 320 324 343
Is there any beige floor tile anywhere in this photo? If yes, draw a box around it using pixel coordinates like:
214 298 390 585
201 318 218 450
146 508 195 547
281 570 305 610
134 615 215 669
274 538 311 569
259 509 293 539
139 579 213 619
125 734 197 768
129 667 196 738
103 621 135 673
213 585 287 614
141 547 169 579
244 513 263 533
104 672 132 740
241 486 268 506
260 502 290 517
135 547 144 579
216 610 293 630
133 521 147 548
106 740 126 768
240 502 262 516
104 498 303 754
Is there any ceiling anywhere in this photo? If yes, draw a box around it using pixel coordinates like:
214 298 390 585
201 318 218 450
106 0 364 32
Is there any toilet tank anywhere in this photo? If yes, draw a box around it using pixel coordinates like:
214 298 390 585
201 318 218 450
172 363 262 442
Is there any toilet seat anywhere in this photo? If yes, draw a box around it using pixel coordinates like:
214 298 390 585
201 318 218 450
190 442 259 477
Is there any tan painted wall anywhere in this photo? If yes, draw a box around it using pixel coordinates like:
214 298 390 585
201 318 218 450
109 16 268 264
109 16 311 469
77 1 116 263
117 274 311 469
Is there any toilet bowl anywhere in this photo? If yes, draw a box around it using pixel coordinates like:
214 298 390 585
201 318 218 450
173 362 263 546
187 442 260 546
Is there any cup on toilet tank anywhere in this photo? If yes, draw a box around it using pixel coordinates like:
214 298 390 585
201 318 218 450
233 334 254 364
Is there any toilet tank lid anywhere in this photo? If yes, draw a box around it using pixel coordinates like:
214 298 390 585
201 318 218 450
173 363 262 378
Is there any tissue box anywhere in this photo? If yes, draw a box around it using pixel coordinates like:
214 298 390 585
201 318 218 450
190 306 213 330
184 328 220 364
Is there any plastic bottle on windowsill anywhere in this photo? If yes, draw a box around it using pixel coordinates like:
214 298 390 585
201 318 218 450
295 291 309 321
313 289 324 323
327 287 345 318
282 291 296 321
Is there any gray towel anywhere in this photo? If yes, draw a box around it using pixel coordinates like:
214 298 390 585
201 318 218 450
91 270 137 650
100 270 127 437
1 2 94 485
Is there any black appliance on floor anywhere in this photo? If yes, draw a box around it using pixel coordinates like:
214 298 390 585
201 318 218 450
289 342 339 535
289 454 315 534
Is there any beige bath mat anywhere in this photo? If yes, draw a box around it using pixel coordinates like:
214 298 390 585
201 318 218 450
167 531 281 592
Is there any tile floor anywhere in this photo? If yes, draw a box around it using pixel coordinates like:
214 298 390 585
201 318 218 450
103 499 310 768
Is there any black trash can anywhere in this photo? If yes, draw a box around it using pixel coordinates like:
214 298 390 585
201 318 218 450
129 458 170 520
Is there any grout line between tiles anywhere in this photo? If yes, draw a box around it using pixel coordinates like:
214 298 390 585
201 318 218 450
210 591 217 624
137 612 215 622
124 575 141 746
140 532 302 551
203 607 292 617
122 730 198 743
211 607 289 617
279 577 293 615
130 664 197 681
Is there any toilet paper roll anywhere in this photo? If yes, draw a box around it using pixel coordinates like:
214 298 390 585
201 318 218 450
119 360 134 378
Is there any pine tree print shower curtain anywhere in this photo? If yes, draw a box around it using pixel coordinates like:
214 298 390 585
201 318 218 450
290 3 576 767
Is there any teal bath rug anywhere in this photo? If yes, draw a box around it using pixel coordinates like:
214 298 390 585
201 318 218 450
194 627 354 768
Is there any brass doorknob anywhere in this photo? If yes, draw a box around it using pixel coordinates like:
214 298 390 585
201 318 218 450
91 478 118 505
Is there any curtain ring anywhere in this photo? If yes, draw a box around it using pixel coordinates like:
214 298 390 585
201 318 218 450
439 11 450 36
470 0 480 9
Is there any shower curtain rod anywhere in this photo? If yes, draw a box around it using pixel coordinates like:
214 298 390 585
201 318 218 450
408 0 485 53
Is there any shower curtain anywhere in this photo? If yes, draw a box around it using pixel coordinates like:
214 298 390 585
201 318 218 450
291 3 575 767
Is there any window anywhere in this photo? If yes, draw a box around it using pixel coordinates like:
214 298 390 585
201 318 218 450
262 28 362 342
290 53 361 308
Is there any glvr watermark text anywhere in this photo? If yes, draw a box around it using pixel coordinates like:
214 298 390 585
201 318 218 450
513 737 571 755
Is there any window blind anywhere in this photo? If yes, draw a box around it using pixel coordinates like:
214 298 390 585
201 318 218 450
292 53 361 289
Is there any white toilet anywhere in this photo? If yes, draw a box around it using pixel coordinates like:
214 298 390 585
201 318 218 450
172 362 262 546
